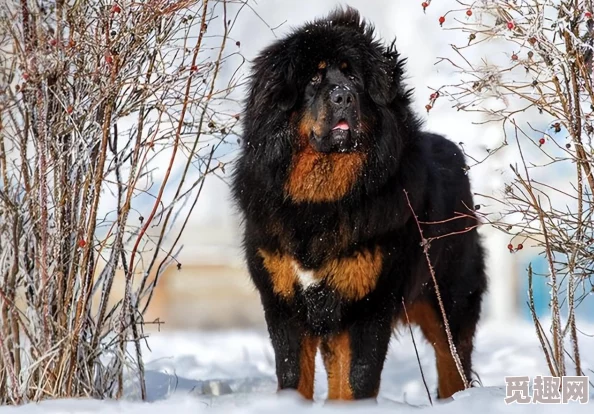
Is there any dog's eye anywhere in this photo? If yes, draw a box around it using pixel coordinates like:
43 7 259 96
311 73 322 84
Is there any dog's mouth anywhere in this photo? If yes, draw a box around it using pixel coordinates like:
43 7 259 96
332 120 350 131
327 119 351 150
309 118 358 153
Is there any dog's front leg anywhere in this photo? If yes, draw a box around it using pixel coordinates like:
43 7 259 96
321 315 392 400
263 300 318 400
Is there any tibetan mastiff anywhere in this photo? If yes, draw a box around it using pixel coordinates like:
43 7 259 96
232 7 486 401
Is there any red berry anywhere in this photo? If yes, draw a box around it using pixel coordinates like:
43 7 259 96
517 243 524 250
507 21 514 30
466 10 472 17
422 2 429 9
425 104 432 112
106 55 113 64
78 239 86 248
190 65 198 72
111 4 121 13
511 54 518 61
49 38 57 46
439 16 445 25
430 93 437 100
539 137 546 145
507 243 514 251
66 105 73 114
586 12 593 19
22 73 29 81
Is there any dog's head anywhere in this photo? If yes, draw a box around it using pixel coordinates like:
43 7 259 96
245 7 410 155
237 7 420 205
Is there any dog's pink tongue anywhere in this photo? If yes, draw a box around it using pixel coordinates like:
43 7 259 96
333 121 350 131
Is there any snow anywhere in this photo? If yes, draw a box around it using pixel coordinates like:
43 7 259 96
1 321 592 413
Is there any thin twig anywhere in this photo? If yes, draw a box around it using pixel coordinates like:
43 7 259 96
402 298 433 406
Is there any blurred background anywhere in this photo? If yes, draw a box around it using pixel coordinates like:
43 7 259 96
131 0 594 331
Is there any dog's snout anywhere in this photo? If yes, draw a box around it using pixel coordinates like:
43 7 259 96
330 87 354 108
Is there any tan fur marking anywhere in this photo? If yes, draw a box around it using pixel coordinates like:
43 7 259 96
340 61 348 70
258 249 297 299
318 61 327 70
321 247 383 300
285 148 366 203
322 331 354 400
297 111 324 142
297 335 319 400
405 302 466 398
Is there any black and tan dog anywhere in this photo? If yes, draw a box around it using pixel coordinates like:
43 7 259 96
231 7 486 401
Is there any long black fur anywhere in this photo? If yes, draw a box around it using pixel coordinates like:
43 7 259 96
231 7 487 400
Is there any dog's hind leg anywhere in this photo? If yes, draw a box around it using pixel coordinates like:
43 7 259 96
406 292 481 399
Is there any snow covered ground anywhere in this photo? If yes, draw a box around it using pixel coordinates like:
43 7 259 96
1 320 592 413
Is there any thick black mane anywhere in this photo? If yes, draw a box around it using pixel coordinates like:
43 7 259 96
233 7 424 222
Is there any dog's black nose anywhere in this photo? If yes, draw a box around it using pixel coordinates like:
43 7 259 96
330 87 354 108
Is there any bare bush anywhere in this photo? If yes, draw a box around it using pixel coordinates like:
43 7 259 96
0 0 244 404
426 0 594 382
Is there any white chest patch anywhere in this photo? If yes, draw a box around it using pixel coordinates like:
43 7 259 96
291 261 319 289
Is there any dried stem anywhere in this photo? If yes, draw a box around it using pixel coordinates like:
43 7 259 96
432 0 594 382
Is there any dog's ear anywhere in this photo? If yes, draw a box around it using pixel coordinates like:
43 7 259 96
272 62 298 111
368 40 406 106
250 45 298 112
